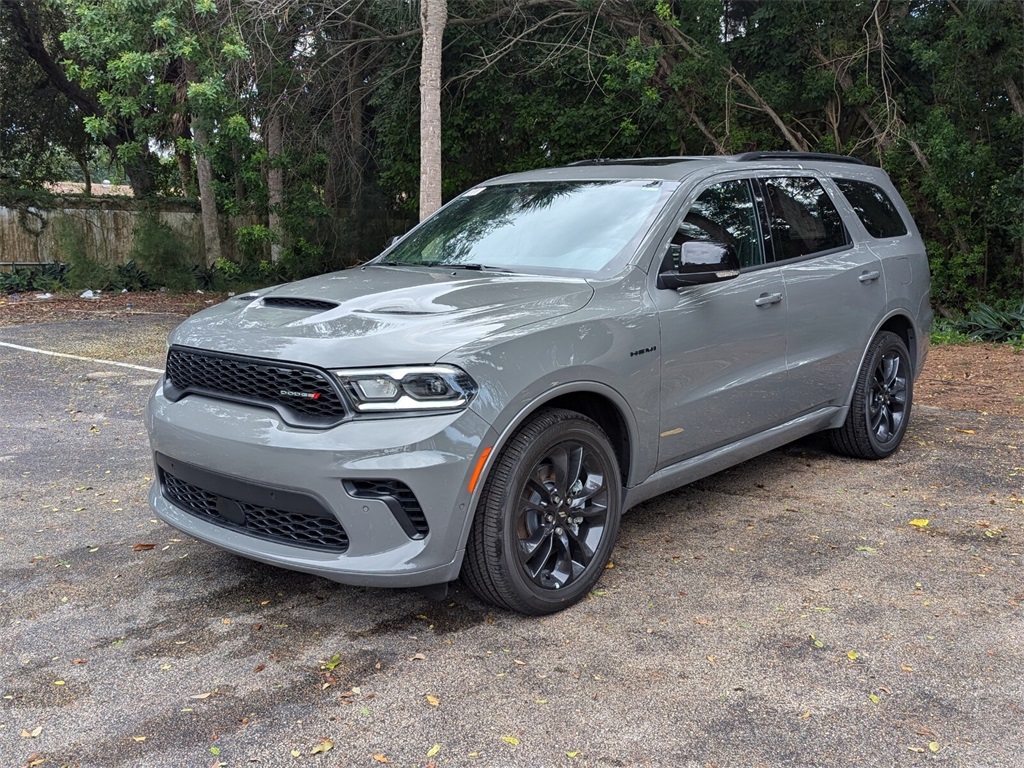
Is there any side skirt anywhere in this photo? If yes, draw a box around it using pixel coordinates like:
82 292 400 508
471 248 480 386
622 406 843 512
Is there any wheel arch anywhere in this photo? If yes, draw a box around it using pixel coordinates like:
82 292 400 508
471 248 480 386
876 312 921 375
481 383 637 491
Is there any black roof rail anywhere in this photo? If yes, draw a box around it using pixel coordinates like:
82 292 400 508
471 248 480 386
730 151 866 166
568 157 697 167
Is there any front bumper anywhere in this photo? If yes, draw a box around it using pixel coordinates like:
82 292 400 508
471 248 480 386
146 381 496 587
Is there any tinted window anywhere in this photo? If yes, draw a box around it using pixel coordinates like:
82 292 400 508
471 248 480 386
760 177 849 260
834 179 908 238
383 180 674 276
674 180 763 268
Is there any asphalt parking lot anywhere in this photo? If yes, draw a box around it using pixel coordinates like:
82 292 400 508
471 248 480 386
1 314 1022 768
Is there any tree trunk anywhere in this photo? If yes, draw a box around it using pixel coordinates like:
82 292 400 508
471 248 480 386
267 113 284 264
193 120 222 267
76 155 92 196
418 0 446 221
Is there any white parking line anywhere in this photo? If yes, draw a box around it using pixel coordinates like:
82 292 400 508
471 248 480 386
0 341 164 374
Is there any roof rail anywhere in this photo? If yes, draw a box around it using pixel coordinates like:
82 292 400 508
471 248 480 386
567 157 696 167
730 151 866 166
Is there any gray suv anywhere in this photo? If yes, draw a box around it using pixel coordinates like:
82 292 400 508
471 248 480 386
146 152 932 615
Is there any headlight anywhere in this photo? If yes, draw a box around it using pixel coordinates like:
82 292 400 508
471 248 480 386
332 365 478 413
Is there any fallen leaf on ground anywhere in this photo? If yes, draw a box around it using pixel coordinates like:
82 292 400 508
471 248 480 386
190 692 212 699
21 726 43 738
502 735 520 747
426 744 441 758
908 519 930 528
132 543 156 551
310 738 334 755
371 754 390 763
410 653 427 661
425 694 440 707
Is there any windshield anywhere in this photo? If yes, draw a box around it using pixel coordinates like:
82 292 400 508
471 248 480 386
379 179 675 276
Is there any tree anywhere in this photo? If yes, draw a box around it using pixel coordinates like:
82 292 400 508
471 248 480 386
419 0 446 220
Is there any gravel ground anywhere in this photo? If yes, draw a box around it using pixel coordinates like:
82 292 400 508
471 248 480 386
1 315 1022 768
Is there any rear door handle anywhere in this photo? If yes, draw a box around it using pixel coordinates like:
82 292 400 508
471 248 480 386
754 292 783 307
858 270 881 283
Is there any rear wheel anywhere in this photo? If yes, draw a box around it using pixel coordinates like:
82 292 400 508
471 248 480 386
463 409 621 615
829 331 912 460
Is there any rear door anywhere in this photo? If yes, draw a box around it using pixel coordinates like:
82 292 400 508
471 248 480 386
759 175 887 412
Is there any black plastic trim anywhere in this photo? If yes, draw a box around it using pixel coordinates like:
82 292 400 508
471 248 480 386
157 453 349 552
344 479 429 539
731 151 866 166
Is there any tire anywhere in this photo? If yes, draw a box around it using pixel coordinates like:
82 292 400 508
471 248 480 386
829 331 913 460
463 408 622 615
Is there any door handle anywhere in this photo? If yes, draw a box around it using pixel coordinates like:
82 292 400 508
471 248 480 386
754 292 783 307
858 270 881 283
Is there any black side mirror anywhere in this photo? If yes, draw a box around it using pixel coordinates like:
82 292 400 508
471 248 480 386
657 241 741 290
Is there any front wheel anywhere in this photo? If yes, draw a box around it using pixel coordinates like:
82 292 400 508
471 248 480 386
829 331 913 460
463 409 621 615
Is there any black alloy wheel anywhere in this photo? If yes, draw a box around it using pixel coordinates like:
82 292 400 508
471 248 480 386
830 331 913 460
463 408 621 614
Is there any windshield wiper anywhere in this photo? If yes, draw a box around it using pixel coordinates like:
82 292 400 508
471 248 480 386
374 260 516 273
439 263 516 273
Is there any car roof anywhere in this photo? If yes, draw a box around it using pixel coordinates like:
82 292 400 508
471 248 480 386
483 152 876 185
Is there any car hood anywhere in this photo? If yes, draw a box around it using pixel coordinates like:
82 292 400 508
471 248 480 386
168 266 595 367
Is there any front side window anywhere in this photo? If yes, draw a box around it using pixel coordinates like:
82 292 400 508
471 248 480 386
673 180 763 268
834 178 908 238
381 180 675 276
760 177 849 260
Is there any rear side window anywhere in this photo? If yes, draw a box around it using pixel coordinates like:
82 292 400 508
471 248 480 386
760 177 850 260
834 179 908 238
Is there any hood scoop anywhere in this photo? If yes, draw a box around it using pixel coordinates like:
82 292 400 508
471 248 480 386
261 296 339 312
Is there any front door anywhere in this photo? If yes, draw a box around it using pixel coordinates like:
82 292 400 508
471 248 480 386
656 178 791 469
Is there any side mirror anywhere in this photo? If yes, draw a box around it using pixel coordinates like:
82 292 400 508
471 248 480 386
657 241 740 290
385 234 402 248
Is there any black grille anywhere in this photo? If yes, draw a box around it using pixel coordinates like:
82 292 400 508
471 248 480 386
346 479 429 539
160 465 349 553
261 297 338 311
164 346 348 427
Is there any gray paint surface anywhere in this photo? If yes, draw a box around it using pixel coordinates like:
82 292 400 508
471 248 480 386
147 155 933 588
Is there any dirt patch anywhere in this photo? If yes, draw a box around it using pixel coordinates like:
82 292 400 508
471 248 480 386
916 342 1024 419
0 290 226 327
2 290 1023 417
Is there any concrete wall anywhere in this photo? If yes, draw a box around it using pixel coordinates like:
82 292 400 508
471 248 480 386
0 198 256 267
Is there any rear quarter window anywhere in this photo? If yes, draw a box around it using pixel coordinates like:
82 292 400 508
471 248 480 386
834 179 908 238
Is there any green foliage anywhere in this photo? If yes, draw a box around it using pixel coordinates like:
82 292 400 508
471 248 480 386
234 224 278 261
53 216 119 290
956 302 1024 344
930 318 973 347
7 0 1020 308
129 213 197 290
0 265 67 293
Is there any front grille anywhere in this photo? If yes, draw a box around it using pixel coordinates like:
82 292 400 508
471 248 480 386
160 464 349 553
164 346 348 427
261 297 338 311
346 479 429 539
